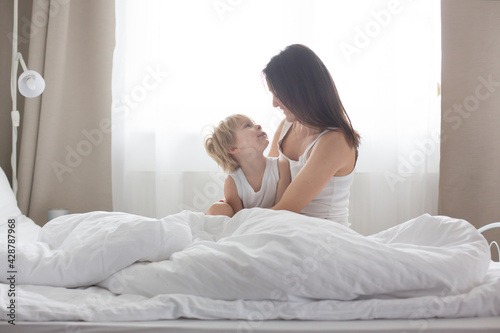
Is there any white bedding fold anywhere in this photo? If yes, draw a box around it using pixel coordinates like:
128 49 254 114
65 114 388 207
0 208 497 322
97 209 490 301
2 262 500 322
0 208 491 299
0 211 192 287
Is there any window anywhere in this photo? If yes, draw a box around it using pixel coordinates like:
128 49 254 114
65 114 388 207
113 0 441 234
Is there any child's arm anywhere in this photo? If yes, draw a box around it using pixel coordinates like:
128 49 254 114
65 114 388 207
275 157 291 204
224 176 244 215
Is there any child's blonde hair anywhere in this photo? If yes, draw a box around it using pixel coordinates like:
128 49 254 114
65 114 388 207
204 114 250 173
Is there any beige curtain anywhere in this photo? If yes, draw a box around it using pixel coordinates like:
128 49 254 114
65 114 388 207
17 0 115 225
440 0 500 258
0 1 32 184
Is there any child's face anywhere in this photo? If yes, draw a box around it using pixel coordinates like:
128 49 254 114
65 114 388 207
232 117 269 155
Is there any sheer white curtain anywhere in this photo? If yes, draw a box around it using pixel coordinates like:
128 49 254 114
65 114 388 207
112 0 441 235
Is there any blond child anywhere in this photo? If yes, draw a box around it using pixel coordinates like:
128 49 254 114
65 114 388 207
204 114 290 217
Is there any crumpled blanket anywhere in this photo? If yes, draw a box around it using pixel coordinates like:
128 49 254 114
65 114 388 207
0 208 490 302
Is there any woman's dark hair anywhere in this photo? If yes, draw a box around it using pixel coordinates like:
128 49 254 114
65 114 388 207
263 44 360 149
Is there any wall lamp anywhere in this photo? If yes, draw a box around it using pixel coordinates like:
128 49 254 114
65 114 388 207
10 0 46 195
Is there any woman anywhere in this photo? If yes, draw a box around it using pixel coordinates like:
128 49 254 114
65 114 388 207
264 44 360 226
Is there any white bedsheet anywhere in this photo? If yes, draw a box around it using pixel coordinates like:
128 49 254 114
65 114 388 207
1 208 499 322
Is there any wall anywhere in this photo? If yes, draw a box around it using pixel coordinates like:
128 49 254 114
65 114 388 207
440 0 500 259
0 0 33 184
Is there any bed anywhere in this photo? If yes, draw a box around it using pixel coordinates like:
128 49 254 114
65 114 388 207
1 166 499 333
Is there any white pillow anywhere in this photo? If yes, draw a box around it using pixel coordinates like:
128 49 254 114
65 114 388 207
0 166 22 225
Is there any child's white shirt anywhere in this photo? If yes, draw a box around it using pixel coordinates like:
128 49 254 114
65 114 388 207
228 157 279 209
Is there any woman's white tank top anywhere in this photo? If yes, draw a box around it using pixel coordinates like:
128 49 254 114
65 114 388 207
278 121 354 226
229 157 279 209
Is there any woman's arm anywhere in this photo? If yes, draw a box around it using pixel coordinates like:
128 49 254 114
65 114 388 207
275 157 291 204
224 176 244 214
272 131 355 213
268 119 285 157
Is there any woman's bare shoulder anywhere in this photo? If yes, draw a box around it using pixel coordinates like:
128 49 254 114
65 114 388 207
315 129 350 151
310 129 356 175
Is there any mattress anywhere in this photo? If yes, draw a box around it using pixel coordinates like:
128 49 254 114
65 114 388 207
1 317 500 333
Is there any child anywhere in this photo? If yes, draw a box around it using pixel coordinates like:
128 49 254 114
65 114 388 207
204 114 290 217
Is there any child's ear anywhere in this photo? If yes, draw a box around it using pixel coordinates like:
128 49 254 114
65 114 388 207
228 147 240 155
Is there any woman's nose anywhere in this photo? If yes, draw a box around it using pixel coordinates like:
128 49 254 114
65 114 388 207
272 95 280 108
256 124 262 130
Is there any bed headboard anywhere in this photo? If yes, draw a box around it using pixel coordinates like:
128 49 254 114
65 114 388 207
479 222 500 262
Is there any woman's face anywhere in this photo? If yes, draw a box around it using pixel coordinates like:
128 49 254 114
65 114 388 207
271 93 296 123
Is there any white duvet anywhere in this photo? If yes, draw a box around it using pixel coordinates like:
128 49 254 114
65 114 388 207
1 208 499 322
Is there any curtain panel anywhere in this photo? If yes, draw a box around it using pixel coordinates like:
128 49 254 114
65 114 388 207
0 0 32 184
113 0 441 235
17 0 114 225
440 0 500 258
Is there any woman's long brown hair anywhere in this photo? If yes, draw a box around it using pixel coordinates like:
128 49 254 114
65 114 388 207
263 44 360 149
